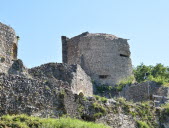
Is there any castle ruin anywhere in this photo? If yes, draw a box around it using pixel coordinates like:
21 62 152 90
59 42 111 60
0 22 18 73
62 32 133 86
0 22 93 97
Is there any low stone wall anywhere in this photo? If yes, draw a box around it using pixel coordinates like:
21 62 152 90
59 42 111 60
120 81 169 103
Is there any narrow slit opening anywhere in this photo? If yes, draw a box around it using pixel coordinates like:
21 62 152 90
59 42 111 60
120 54 129 58
99 75 108 79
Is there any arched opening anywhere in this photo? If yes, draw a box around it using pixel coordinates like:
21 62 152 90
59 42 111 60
0 56 5 63
12 43 18 60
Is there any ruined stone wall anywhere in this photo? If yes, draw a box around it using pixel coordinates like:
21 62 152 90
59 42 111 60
0 22 18 73
0 72 142 127
0 73 67 117
62 33 133 86
0 73 166 128
28 63 93 96
120 81 169 103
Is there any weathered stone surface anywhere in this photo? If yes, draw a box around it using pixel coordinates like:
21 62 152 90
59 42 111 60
0 73 64 117
120 81 169 103
8 59 30 77
2 22 169 128
28 63 93 96
62 32 133 87
0 22 18 73
161 115 169 128
96 113 136 128
0 72 87 118
0 72 168 128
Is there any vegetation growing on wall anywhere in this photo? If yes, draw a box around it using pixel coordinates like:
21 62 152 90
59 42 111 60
116 76 135 91
160 103 169 123
136 120 150 128
115 98 158 128
94 76 134 94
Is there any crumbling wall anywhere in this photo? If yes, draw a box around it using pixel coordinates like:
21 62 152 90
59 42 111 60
0 73 165 128
0 73 66 117
0 22 18 73
120 81 169 103
28 63 93 96
62 33 133 87
96 113 136 128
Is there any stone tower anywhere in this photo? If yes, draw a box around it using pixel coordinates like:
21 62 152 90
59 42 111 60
62 32 133 86
0 22 18 73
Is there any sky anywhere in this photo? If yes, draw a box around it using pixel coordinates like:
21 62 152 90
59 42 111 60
0 0 169 68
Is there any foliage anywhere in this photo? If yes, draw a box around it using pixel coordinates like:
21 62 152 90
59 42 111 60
95 76 134 93
16 36 20 41
0 114 110 128
161 103 169 116
114 98 157 128
160 103 169 121
95 84 114 93
116 76 135 91
94 95 108 103
136 120 151 128
93 112 103 118
92 102 107 114
133 63 169 85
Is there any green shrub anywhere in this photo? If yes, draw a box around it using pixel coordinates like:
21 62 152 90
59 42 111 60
133 63 169 85
116 76 135 91
94 95 108 103
136 120 150 128
161 103 169 115
92 102 107 114
93 112 103 118
95 84 113 93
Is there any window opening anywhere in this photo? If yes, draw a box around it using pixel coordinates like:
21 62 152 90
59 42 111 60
120 54 129 58
99 75 108 79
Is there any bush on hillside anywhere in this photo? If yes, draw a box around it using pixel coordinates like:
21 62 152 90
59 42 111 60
133 63 169 85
